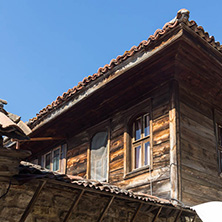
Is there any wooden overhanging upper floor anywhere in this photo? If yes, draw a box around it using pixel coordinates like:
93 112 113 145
20 9 222 152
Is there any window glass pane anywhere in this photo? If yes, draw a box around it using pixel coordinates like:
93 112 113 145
45 153 51 170
144 142 150 166
135 118 142 141
53 149 60 171
144 114 150 137
135 145 142 169
60 144 67 174
91 131 108 181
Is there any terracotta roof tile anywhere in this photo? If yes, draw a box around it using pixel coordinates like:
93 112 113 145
15 161 193 211
28 9 222 127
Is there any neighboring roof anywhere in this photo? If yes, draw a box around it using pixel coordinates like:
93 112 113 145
0 111 30 140
28 9 222 127
15 161 194 213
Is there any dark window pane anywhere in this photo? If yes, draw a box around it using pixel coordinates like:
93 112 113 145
91 131 108 181
53 149 60 171
144 142 150 166
144 115 150 137
135 118 142 141
135 145 142 169
45 153 51 170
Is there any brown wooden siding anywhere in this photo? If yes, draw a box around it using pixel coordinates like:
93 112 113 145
66 84 171 199
180 87 222 206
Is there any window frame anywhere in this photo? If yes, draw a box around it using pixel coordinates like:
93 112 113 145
42 144 67 173
123 98 153 178
86 120 110 182
131 114 151 170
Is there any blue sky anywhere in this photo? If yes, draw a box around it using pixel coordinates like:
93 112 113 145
1 1 222 122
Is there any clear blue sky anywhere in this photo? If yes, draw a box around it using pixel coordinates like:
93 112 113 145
1 1 222 122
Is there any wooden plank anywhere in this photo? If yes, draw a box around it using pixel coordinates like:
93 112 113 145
152 207 162 222
174 210 182 222
63 189 84 222
19 180 46 222
130 203 143 222
14 137 65 142
97 196 114 222
169 80 180 201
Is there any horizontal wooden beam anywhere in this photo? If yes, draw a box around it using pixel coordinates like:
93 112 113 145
13 137 66 142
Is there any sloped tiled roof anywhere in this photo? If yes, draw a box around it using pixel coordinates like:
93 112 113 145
15 161 194 212
28 9 222 127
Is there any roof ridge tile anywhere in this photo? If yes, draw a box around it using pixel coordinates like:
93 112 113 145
28 9 222 127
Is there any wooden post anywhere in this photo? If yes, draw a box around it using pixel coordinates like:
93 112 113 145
97 196 114 222
169 80 181 202
16 141 20 149
19 180 46 222
63 189 84 222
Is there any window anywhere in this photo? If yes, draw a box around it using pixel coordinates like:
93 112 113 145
218 125 222 173
132 114 151 170
41 144 67 173
90 131 108 181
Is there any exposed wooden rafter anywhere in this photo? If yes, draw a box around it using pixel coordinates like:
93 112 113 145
152 206 162 222
19 180 46 222
44 178 195 215
97 196 114 222
63 189 84 222
174 210 182 222
130 203 143 222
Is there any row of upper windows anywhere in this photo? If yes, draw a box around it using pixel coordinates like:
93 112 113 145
32 116 222 180
32 113 151 180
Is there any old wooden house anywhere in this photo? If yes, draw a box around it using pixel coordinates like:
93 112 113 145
17 9 222 208
0 101 196 221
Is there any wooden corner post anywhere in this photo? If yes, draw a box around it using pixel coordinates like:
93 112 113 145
169 79 181 202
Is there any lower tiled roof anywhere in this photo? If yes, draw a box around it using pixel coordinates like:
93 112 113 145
15 161 193 212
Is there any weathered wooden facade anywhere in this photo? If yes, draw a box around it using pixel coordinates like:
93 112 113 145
17 9 222 208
